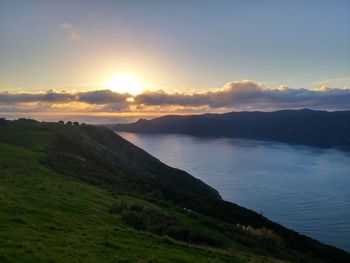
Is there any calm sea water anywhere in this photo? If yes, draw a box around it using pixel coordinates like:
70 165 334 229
118 132 350 252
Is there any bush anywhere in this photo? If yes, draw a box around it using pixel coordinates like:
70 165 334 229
236 224 285 248
122 211 146 230
108 201 127 214
112 201 224 247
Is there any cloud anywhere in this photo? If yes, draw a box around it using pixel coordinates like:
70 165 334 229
134 80 267 108
0 90 130 113
134 80 350 111
77 90 129 104
0 90 75 103
61 22 81 40
312 76 350 88
1 81 350 114
0 90 129 104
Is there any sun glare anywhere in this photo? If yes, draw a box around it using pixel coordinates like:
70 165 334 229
106 75 144 95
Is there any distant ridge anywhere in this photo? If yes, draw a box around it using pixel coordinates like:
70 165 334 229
113 109 350 147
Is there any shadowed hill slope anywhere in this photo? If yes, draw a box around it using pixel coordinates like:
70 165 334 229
0 119 220 200
113 109 350 147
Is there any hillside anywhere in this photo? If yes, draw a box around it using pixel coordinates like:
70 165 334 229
0 119 349 262
113 109 350 147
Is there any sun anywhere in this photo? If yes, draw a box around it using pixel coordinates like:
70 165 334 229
106 75 144 95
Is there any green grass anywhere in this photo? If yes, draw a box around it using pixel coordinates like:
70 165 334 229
0 125 55 152
0 143 283 263
0 119 348 263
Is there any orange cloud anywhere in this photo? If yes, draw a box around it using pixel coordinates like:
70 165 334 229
1 81 350 114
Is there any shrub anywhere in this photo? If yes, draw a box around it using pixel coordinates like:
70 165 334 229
108 201 127 214
113 201 224 247
236 224 285 248
122 211 146 230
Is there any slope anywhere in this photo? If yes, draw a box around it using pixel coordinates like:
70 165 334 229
0 119 349 262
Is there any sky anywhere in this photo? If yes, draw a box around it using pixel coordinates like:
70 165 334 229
0 0 349 122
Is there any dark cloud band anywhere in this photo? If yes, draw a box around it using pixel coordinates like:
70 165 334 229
135 80 350 110
1 80 350 112
0 90 129 104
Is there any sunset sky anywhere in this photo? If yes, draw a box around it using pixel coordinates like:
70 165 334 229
0 0 349 123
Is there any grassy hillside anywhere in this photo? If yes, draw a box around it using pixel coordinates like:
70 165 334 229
0 119 349 262
0 143 246 262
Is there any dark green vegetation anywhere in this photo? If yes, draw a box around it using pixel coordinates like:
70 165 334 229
0 119 349 262
113 109 350 147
